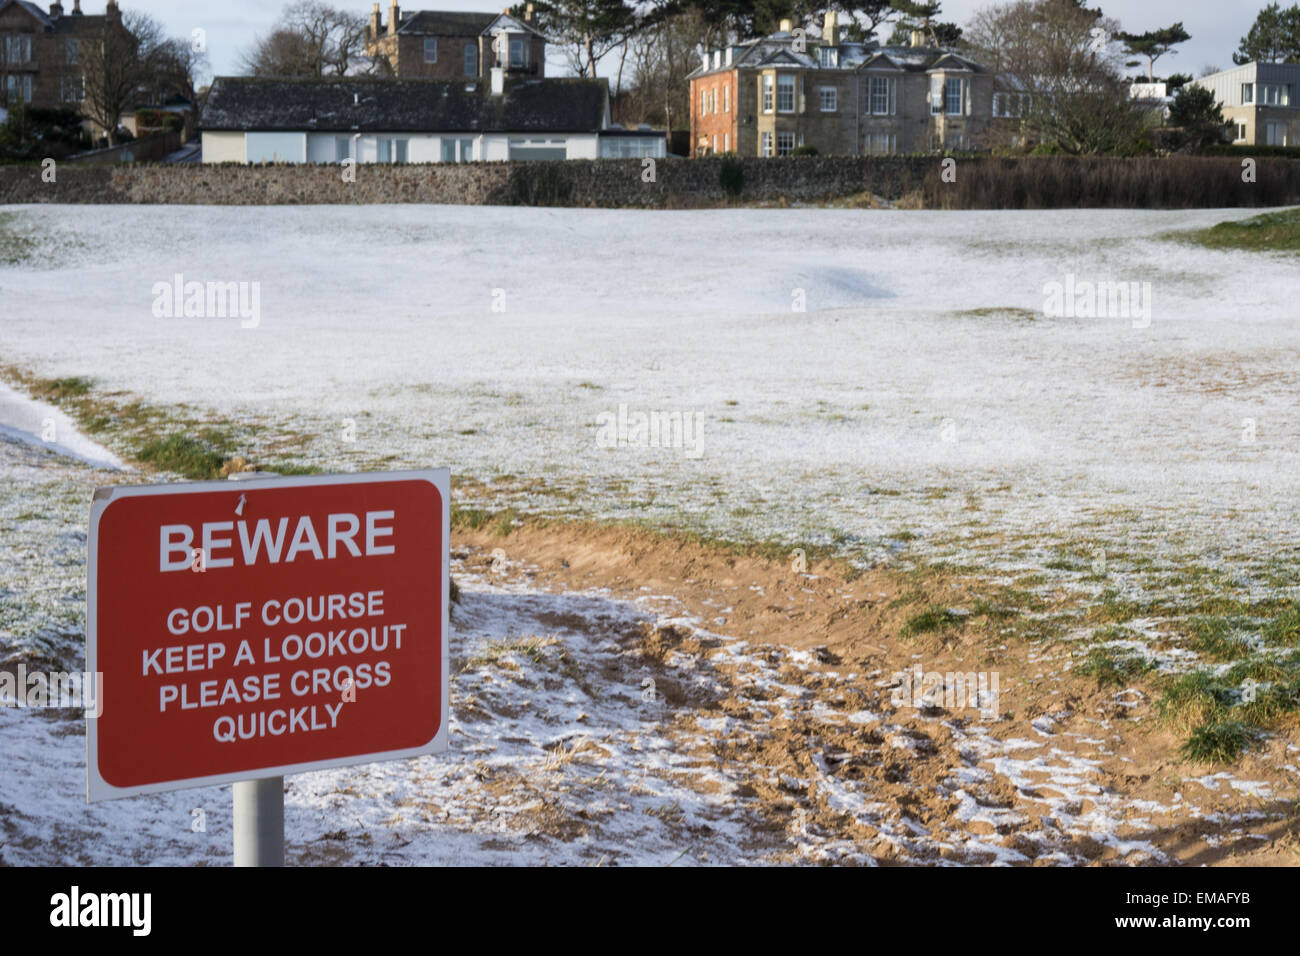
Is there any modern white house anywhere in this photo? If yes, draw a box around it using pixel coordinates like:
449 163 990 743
199 71 665 164
1192 62 1300 147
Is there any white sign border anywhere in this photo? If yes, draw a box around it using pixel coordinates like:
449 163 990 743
85 468 450 803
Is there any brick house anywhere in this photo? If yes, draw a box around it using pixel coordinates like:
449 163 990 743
689 13 994 158
0 0 123 117
364 2 545 81
1192 62 1300 148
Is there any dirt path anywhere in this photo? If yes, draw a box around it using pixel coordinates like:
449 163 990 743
456 520 1300 865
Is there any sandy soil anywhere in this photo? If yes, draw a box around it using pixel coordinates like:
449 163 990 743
455 519 1300 866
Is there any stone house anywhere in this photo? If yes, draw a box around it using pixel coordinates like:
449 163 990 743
689 13 993 158
364 2 546 81
0 0 123 121
1192 62 1300 147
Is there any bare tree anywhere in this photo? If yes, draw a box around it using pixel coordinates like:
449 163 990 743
79 9 167 145
619 9 701 131
965 0 1146 154
242 1 374 77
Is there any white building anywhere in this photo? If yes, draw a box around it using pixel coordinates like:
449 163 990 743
199 71 664 164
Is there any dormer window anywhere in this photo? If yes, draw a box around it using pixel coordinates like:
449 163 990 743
510 36 525 68
817 46 837 68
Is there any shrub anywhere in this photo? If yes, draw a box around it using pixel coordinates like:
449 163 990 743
790 145 819 157
719 154 744 196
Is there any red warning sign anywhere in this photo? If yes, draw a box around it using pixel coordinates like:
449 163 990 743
86 470 448 801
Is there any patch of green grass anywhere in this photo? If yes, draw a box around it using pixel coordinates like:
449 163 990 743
952 307 1039 321
1087 589 1143 624
34 376 94 400
1185 616 1253 661
265 461 323 476
1262 604 1300 646
1076 647 1154 688
136 433 230 480
1180 721 1255 764
900 605 964 639
1171 207 1300 255
0 212 37 265
1157 671 1230 735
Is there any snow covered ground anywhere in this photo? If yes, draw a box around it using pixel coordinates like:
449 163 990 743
2 204 1298 865
2 204 1298 570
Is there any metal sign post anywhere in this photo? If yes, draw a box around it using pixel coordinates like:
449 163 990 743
233 776 284 867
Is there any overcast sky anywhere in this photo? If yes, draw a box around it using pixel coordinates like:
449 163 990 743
122 0 1272 82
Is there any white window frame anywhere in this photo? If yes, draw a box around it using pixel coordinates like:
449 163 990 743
723 132 729 152
776 131 796 156
723 84 730 112
1266 122 1288 146
930 75 944 115
701 90 708 115
1234 121 1247 142
760 130 773 156
424 37 438 63
5 73 32 103
776 74 795 113
761 74 774 113
945 77 964 115
870 76 894 115
819 86 837 112
1241 83 1254 104
378 137 410 163
60 74 84 103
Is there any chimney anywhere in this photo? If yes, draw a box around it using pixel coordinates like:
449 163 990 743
49 2 63 16
779 18 793 33
388 1 399 36
370 3 381 40
525 2 534 22
823 10 837 45
71 0 81 13
490 66 504 95
105 0 120 21
701 50 709 72
910 30 925 48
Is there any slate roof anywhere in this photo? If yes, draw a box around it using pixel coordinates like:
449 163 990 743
2 0 108 34
690 37 985 79
199 76 608 134
397 11 495 36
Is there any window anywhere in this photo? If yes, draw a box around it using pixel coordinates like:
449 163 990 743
817 46 837 68
1266 122 1288 146
378 138 409 163
65 38 79 65
946 77 963 115
464 42 477 76
712 133 718 153
701 90 708 114
761 74 774 112
600 136 663 158
777 74 795 112
1242 83 1254 104
870 76 892 115
930 75 944 115
1234 122 1247 142
724 132 729 151
2 35 32 64
335 136 352 161
993 92 1024 118
819 87 837 112
440 138 474 162
760 131 773 156
424 38 437 63
4 73 32 103
60 74 84 103
1260 83 1291 106
867 132 895 155
724 85 729 112
510 37 524 68
777 131 796 155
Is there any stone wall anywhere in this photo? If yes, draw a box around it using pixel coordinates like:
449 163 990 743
0 155 933 207
1 155 1296 208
